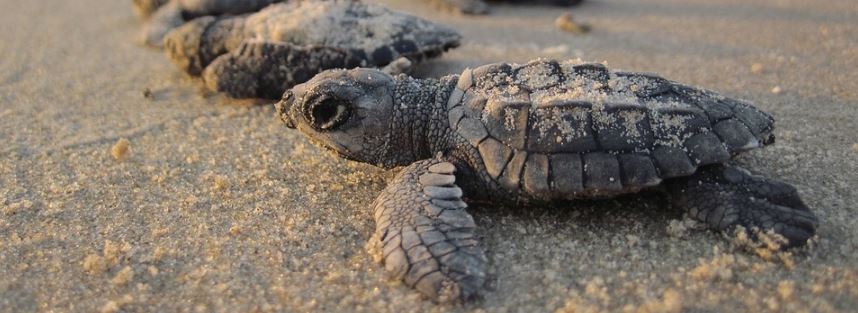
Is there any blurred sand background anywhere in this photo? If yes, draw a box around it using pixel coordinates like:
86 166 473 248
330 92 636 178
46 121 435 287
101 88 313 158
1 0 857 312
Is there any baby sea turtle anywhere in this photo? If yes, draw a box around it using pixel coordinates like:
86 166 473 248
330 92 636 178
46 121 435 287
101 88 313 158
275 60 818 302
163 0 461 99
432 0 584 15
133 0 284 47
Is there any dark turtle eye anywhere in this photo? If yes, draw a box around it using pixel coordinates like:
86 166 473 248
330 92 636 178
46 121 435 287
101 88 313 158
308 98 351 130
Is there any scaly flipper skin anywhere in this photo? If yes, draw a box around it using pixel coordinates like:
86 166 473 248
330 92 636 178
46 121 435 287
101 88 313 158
203 41 364 99
373 159 487 302
666 165 818 249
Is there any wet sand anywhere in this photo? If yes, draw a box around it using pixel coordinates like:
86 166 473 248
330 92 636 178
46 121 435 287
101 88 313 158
1 0 857 311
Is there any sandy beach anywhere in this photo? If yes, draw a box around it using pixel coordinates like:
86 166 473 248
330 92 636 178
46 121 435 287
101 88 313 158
1 0 857 311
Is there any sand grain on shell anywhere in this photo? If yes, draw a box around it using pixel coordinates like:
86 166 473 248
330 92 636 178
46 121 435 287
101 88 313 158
468 58 714 148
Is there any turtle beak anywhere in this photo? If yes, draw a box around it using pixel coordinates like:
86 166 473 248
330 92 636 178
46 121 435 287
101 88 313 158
276 90 296 129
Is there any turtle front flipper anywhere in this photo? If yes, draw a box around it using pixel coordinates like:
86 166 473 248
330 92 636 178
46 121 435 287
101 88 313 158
140 0 185 47
380 57 413 76
164 15 247 76
202 41 365 99
132 0 170 19
372 159 487 302
666 165 818 249
431 0 490 14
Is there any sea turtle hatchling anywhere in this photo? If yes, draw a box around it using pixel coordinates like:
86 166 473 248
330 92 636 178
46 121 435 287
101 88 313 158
430 0 584 15
275 59 819 302
162 0 461 99
133 0 284 47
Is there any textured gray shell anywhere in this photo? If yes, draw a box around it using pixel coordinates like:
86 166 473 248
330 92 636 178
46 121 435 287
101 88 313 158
446 59 774 198
239 1 461 64
165 1 462 86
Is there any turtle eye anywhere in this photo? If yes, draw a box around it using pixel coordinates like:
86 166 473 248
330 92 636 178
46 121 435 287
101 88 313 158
308 98 351 131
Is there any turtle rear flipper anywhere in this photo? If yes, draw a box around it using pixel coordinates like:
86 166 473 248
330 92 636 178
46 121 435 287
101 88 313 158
203 41 365 99
666 165 818 249
371 160 487 303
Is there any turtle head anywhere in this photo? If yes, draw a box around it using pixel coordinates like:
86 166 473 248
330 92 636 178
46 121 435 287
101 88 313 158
277 68 408 168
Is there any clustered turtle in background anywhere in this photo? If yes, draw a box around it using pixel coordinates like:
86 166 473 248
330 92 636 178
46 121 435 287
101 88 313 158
134 0 463 99
131 0 818 304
